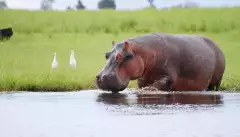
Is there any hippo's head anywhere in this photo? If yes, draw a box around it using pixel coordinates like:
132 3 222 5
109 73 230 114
96 40 145 93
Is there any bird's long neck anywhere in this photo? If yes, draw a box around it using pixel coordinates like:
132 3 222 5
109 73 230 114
71 53 74 59
53 55 57 61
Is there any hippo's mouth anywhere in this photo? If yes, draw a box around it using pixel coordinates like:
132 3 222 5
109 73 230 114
96 74 129 93
98 85 126 93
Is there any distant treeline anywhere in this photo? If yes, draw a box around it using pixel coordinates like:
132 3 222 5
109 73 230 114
0 0 118 10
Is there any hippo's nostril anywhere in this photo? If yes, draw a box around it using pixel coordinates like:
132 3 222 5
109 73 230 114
102 75 107 80
96 75 100 80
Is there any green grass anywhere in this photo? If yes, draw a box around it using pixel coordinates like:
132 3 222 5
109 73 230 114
0 7 239 91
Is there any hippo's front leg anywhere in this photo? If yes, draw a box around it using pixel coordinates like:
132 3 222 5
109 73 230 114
151 75 174 91
138 75 175 91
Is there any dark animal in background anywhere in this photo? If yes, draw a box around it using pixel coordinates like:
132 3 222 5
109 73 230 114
0 28 13 40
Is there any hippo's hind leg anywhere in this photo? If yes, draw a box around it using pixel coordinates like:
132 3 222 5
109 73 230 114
215 76 223 91
207 76 223 91
207 84 215 91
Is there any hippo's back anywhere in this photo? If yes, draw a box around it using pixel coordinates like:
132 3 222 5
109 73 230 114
128 33 213 50
127 32 217 67
127 33 171 48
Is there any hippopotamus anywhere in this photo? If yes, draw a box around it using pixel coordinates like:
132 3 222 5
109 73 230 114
95 32 225 93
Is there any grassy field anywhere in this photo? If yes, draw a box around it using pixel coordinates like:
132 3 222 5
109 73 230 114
0 8 239 91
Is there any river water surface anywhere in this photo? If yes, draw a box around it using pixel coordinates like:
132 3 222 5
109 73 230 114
0 89 239 137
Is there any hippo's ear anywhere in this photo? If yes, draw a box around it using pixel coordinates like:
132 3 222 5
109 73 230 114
123 41 130 51
112 40 116 47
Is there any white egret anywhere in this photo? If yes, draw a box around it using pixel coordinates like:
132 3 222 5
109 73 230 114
70 50 76 70
51 52 58 72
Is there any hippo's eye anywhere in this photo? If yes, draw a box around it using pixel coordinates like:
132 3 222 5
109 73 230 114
124 52 134 61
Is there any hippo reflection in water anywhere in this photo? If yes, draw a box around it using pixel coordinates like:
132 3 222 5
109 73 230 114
96 32 225 93
96 92 223 105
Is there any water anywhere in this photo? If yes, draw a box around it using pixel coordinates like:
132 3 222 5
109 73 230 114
0 90 239 137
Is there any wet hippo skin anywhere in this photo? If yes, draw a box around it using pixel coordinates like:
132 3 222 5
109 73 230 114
96 32 225 93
